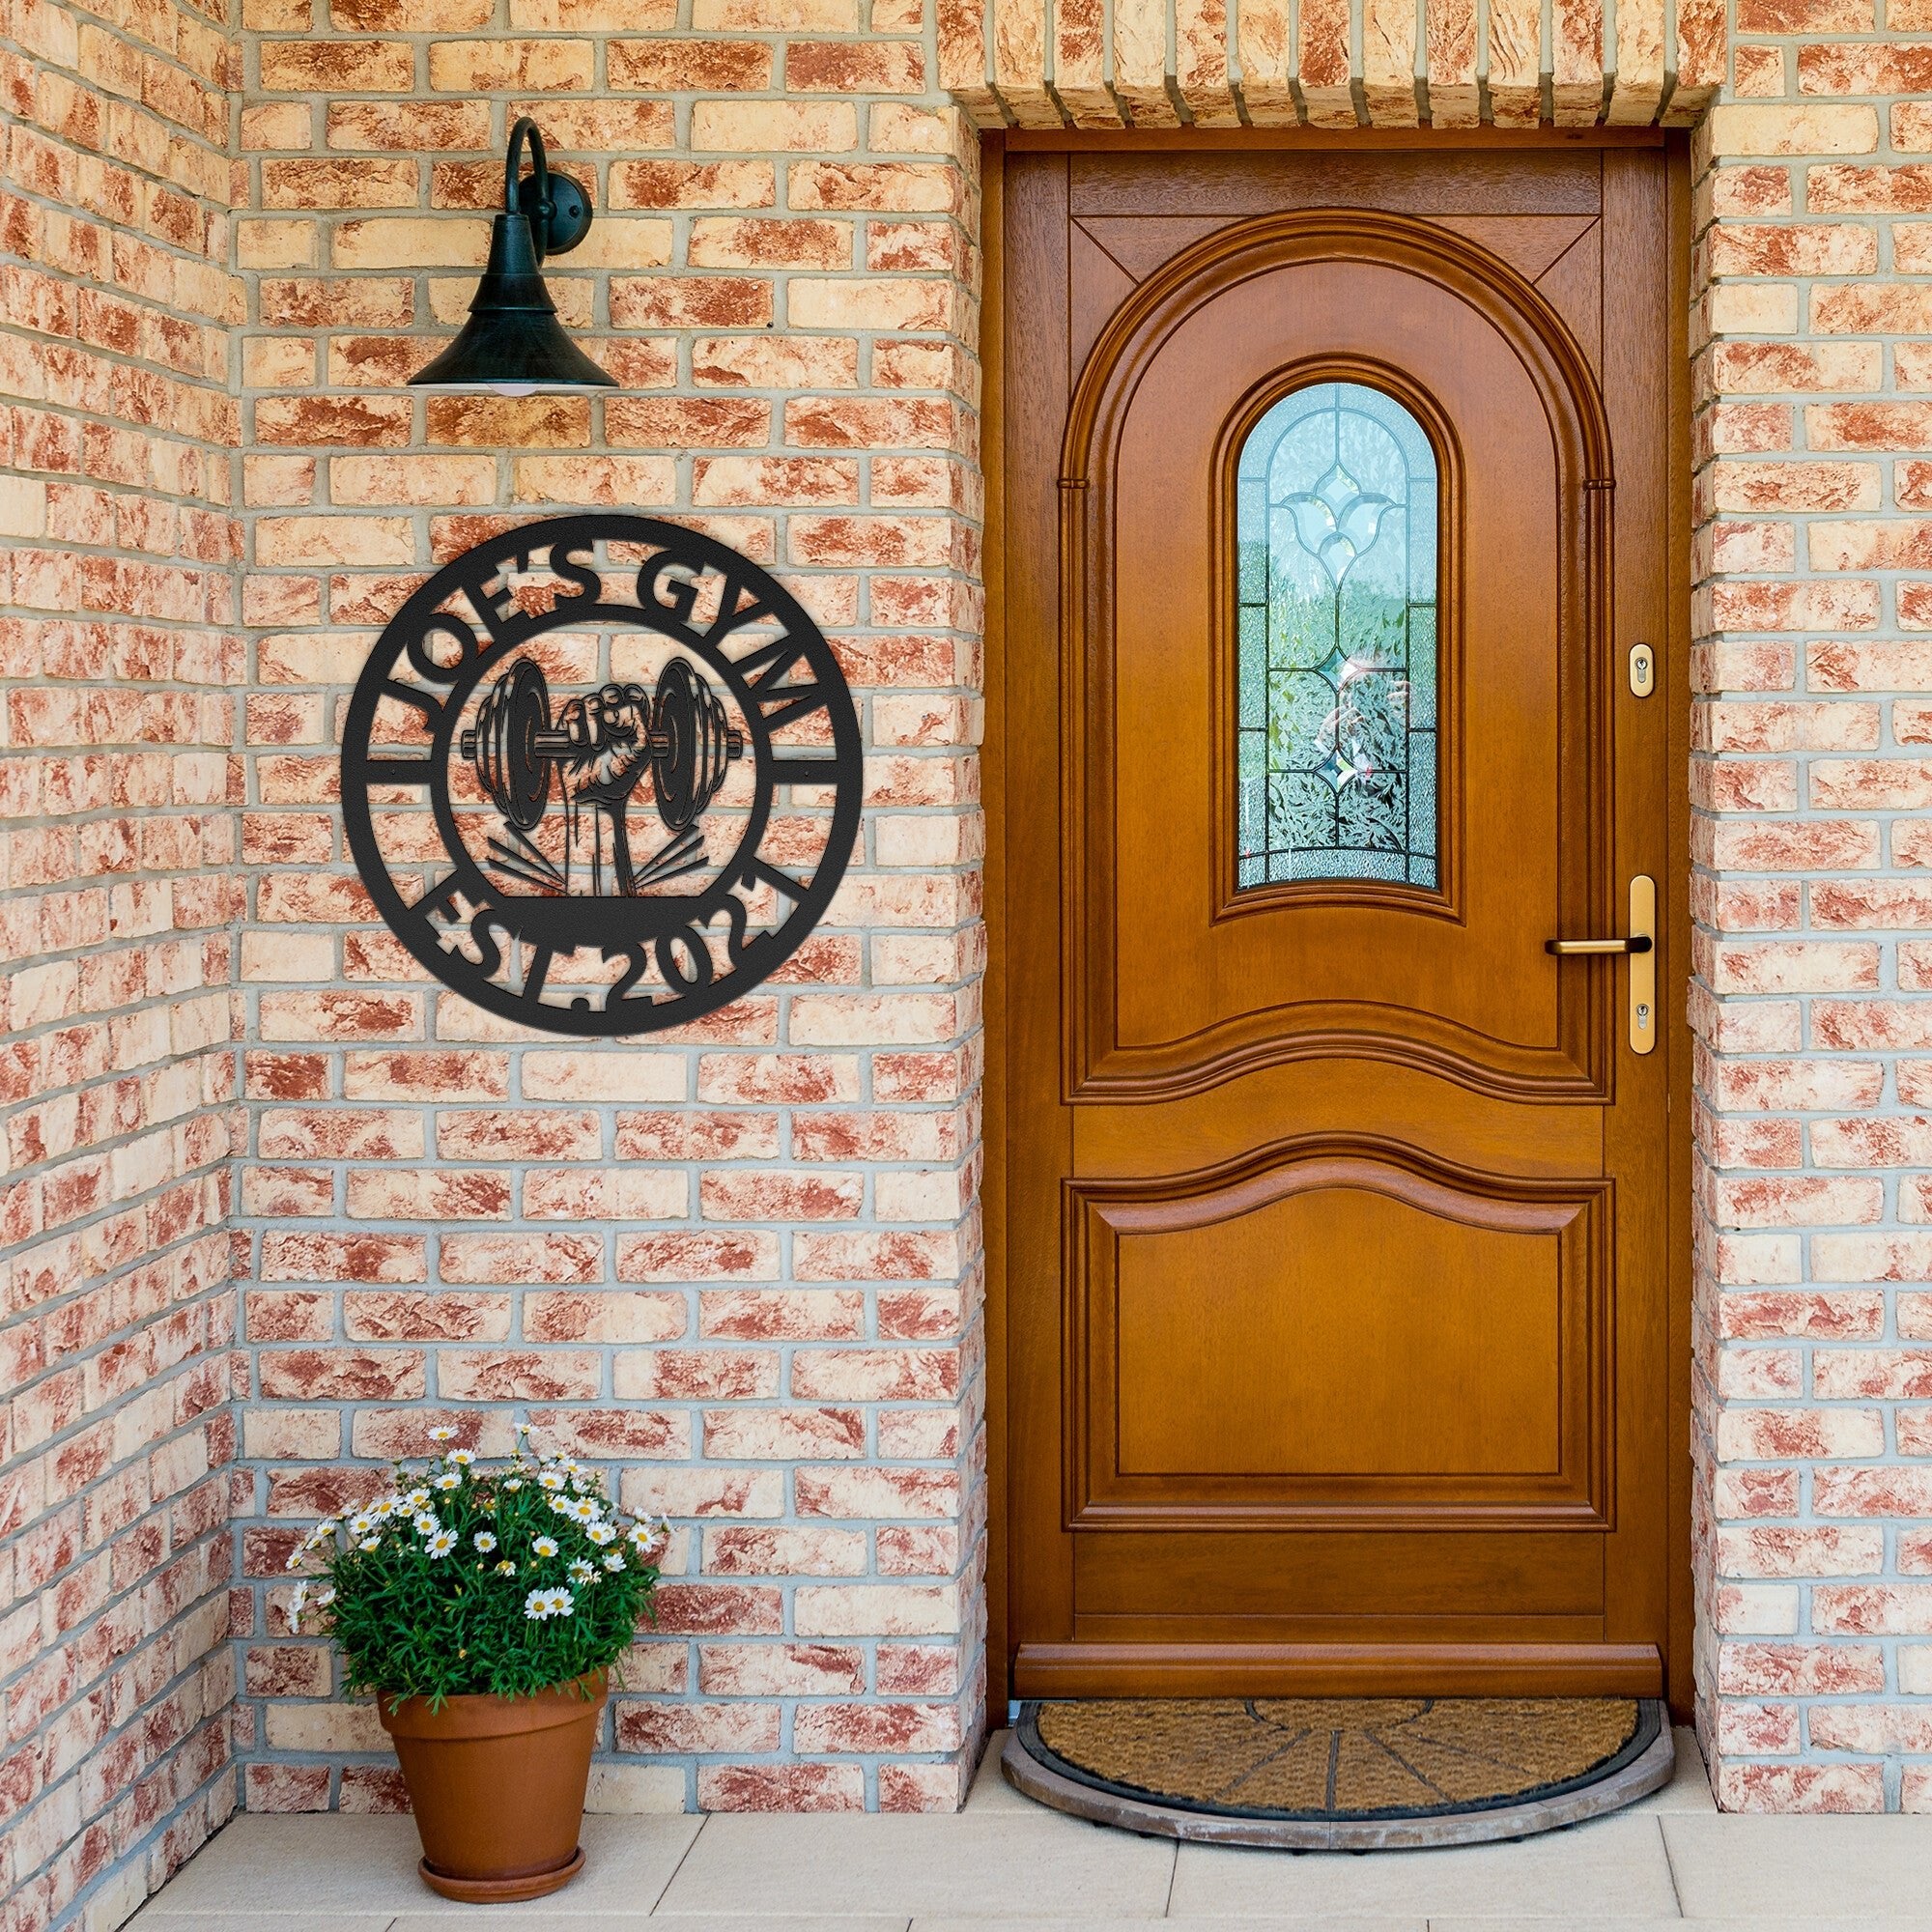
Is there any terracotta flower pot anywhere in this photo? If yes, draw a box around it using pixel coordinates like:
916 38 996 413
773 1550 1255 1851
378 1671 607 1902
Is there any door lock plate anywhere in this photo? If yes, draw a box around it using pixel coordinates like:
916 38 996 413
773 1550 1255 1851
1629 641 1655 698
1630 874 1657 1056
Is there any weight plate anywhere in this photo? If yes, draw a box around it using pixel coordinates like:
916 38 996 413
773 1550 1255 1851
652 659 702 832
488 658 551 831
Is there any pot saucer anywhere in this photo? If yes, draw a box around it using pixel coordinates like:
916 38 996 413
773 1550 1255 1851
418 1845 584 1902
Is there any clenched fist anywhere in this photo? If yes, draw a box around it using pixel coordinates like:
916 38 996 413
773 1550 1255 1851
554 683 651 804
557 682 655 896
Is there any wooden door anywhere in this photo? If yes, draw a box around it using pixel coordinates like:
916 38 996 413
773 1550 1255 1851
998 143 1687 1701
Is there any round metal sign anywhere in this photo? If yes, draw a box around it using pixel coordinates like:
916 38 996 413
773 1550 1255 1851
341 514 863 1036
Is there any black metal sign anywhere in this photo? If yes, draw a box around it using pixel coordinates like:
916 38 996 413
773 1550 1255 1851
341 515 863 1036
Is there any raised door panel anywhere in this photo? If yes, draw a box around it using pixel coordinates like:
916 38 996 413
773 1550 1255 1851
1067 1146 1610 1531
1064 216 1616 1105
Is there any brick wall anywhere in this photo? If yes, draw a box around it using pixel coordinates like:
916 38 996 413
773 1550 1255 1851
27 0 1932 1898
1690 31 1932 1811
0 0 244 1922
227 0 988 1817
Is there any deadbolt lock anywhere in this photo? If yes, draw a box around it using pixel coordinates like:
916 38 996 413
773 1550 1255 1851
1629 641 1655 698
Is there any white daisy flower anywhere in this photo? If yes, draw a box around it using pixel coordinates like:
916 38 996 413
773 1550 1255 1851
413 1512 440 1536
371 1498 397 1519
314 1586 335 1608
538 1470 566 1492
429 1426 456 1442
495 1559 517 1577
427 1529 458 1557
524 1586 574 1621
586 1522 616 1546
447 1449 475 1466
433 1471 461 1492
532 1535 558 1559
516 1421 533 1435
568 1559 595 1585
566 1498 599 1523
347 1514 374 1538
359 1537 381 1552
404 1489 430 1511
602 1551 626 1573
503 1478 524 1492
472 1530 497 1553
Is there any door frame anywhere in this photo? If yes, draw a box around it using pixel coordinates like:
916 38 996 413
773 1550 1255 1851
980 128 1695 1720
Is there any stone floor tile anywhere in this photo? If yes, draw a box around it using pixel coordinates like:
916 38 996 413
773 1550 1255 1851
1170 1815 1679 1918
133 1918 395 1931
133 1814 702 1916
1662 1815 1932 1919
915 1919 1427 1931
1422 1921 1690 1932
1626 1730 1716 1815
1433 1921 1932 1931
399 1919 901 1931
964 1728 1035 1811
655 1813 1175 1918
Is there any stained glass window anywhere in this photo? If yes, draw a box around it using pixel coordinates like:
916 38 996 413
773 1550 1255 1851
1236 381 1439 891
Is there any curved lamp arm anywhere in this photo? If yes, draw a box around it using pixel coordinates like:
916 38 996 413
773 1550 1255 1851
504 115 553 262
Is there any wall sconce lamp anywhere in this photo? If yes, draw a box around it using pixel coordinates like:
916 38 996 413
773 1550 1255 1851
410 117 614 396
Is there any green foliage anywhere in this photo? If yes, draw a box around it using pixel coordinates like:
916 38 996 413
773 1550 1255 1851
286 1427 667 1708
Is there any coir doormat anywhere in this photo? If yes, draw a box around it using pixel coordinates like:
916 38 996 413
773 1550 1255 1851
1004 1697 1673 1849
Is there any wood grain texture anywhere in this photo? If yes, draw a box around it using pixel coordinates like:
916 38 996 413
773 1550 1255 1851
1000 145 1682 1703
1070 1145 1608 1530
1012 1643 1666 1698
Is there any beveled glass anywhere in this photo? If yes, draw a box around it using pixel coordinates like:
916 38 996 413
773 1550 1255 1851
1236 381 1439 891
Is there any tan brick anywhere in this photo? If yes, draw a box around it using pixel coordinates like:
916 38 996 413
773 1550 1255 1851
427 40 594 90
1709 103 1880 156
260 41 416 91
688 218 851 270
609 38 772 88
691 101 858 153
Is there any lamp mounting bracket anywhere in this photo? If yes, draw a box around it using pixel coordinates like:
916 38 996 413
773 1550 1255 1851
504 115 591 262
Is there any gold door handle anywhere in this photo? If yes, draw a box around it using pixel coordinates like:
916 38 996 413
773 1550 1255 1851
1544 876 1657 1056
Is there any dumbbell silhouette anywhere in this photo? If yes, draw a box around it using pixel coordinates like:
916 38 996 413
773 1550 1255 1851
460 658 744 834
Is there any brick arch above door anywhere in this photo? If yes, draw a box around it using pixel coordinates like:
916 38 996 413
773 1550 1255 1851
937 0 1724 129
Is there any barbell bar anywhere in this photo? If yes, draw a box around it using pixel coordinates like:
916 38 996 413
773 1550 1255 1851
458 657 745 834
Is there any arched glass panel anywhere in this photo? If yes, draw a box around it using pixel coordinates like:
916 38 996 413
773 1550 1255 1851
1236 381 1439 891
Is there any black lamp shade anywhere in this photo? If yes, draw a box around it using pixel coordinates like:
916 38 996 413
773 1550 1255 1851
410 120 614 396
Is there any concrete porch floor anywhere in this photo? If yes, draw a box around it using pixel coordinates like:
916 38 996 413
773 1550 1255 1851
130 1728 1932 1930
